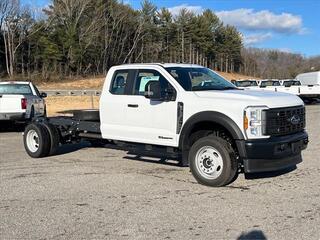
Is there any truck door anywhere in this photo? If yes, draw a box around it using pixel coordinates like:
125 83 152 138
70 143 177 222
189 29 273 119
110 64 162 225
100 69 136 140
123 69 178 147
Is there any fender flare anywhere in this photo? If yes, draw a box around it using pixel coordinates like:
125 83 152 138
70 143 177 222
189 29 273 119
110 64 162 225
178 111 245 149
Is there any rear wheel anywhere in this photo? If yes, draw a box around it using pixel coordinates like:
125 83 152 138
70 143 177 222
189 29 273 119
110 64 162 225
24 123 51 158
189 136 238 187
41 123 60 156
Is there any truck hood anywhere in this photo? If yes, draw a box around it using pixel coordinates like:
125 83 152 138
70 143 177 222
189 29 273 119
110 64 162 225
194 89 304 108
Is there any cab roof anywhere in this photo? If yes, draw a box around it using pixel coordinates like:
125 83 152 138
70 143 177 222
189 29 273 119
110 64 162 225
119 63 204 68
0 81 30 85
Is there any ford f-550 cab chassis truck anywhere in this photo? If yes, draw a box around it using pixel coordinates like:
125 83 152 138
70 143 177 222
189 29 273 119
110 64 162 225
23 64 309 187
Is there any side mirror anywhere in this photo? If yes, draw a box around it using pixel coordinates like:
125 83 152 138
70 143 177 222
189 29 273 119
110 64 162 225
164 87 176 101
40 92 47 98
144 81 162 100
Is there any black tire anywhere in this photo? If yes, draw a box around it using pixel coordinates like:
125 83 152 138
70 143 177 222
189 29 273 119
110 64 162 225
73 109 100 121
41 123 60 156
178 130 212 167
189 136 238 187
23 123 51 158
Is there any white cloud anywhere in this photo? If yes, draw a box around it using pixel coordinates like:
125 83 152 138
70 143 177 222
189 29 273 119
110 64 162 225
243 33 273 45
168 4 204 17
278 48 293 53
216 8 305 34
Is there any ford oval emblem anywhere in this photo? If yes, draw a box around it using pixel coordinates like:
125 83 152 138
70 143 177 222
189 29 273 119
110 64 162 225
290 115 301 125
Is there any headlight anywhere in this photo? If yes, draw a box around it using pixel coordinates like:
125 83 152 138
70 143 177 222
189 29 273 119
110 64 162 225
244 106 269 139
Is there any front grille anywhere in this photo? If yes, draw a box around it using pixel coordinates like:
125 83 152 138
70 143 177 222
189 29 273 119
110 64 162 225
263 106 305 136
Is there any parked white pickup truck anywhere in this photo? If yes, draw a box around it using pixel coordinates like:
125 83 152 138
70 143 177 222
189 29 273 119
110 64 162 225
258 79 284 92
0 81 47 122
278 79 320 102
22 64 308 187
295 71 320 101
278 79 301 95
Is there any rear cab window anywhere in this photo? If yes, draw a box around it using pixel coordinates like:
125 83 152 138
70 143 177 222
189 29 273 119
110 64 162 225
0 84 33 95
260 81 280 87
236 81 258 87
284 81 301 87
110 70 129 95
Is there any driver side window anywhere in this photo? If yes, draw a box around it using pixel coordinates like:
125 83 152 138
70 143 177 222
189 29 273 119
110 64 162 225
134 69 173 96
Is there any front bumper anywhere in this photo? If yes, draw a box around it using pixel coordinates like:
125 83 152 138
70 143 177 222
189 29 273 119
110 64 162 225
236 131 308 173
0 112 26 121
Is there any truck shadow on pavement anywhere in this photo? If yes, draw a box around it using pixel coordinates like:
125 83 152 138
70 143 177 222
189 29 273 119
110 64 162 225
19 137 299 182
303 99 320 105
52 141 181 167
244 166 297 180
101 142 181 167
54 142 91 156
124 154 180 167
237 230 267 240
54 141 301 181
0 122 25 132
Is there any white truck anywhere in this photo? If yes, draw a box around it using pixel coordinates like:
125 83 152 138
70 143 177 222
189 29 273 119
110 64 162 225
22 64 309 187
0 81 47 122
296 71 320 86
278 79 301 95
280 79 320 102
258 79 284 92
295 72 320 102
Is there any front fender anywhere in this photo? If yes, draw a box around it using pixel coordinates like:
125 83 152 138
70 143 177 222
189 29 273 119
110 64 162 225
178 111 245 149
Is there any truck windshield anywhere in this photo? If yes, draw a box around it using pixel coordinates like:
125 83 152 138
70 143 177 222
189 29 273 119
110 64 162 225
165 67 237 91
0 84 32 95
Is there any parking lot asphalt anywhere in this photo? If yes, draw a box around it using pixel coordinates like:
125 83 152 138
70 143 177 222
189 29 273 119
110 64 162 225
0 105 320 240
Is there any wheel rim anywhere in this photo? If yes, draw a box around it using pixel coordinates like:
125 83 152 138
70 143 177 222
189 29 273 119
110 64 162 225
26 130 39 153
195 146 224 180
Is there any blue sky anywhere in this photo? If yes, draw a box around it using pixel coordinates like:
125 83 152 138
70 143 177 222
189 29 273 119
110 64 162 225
22 0 320 57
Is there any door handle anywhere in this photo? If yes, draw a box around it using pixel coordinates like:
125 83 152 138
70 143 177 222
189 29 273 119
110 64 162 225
127 104 139 108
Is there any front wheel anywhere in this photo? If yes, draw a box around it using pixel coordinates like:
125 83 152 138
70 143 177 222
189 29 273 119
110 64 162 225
189 136 238 187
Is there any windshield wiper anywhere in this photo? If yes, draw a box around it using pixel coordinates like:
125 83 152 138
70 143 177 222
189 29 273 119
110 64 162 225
192 87 223 91
192 86 239 91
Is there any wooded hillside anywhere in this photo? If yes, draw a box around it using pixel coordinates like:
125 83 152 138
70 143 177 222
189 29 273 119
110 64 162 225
0 0 242 80
0 0 319 81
